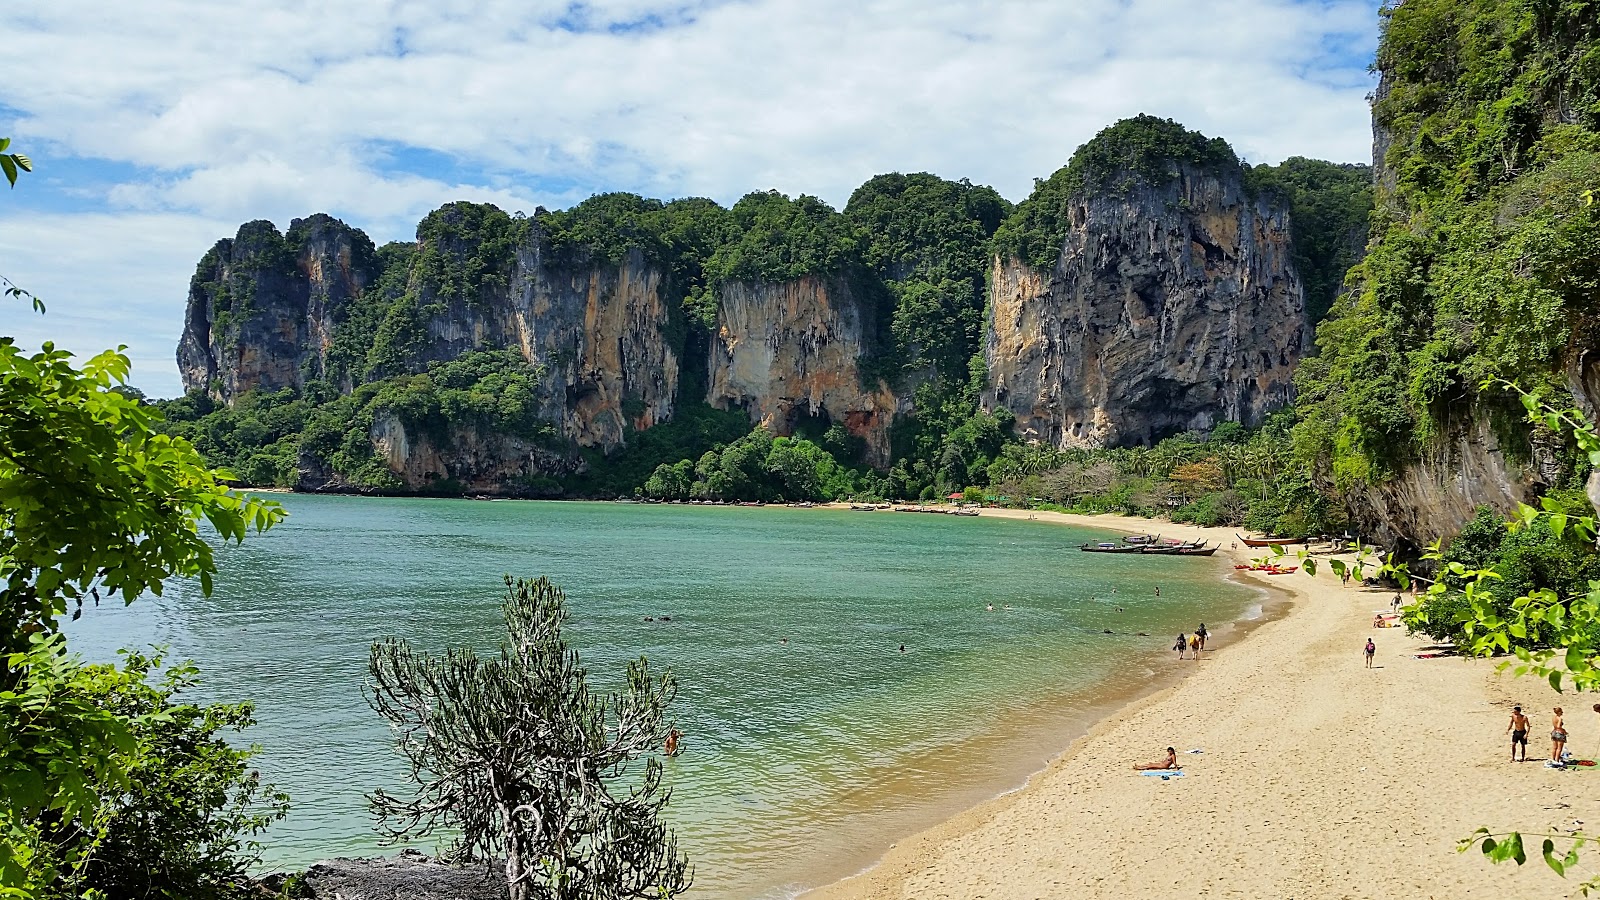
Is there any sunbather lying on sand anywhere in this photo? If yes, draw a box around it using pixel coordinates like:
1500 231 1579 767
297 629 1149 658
1133 747 1180 770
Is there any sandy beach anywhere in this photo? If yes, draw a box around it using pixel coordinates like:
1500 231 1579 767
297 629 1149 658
806 509 1586 899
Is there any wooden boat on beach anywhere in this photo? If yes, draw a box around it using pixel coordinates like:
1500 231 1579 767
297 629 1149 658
1236 534 1307 548
1175 546 1218 556
1080 542 1147 553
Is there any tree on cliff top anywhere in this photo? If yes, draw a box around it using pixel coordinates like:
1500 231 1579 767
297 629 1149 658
992 115 1241 269
367 575 691 900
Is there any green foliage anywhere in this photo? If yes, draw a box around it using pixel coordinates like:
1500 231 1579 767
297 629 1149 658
993 115 1241 268
0 137 33 189
0 635 137 893
33 649 288 900
1 341 283 643
844 173 1009 386
642 428 861 502
1294 0 1600 486
413 202 526 307
701 191 858 285
1246 158 1375 323
983 411 1339 533
161 351 555 494
2 332 283 897
367 576 690 900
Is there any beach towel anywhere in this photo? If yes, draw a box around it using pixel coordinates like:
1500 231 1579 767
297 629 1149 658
1138 770 1185 778
1414 653 1451 659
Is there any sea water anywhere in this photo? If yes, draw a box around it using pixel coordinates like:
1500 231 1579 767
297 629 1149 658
66 495 1257 898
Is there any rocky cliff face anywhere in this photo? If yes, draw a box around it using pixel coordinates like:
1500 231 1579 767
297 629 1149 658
393 214 680 454
984 165 1305 448
296 412 585 496
178 214 377 399
707 276 899 465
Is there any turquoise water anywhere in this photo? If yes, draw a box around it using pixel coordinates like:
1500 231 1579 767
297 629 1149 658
66 496 1259 898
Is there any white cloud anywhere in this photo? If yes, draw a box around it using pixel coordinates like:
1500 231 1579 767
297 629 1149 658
1 0 1382 396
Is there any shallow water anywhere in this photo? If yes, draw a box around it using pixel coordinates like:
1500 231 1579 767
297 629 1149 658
67 496 1256 898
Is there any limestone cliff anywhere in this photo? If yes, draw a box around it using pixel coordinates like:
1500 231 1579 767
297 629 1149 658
385 205 680 454
178 214 377 399
297 413 585 496
707 276 899 465
178 206 682 490
984 164 1305 447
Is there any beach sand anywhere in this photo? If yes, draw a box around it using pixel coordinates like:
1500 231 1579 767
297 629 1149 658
805 510 1587 899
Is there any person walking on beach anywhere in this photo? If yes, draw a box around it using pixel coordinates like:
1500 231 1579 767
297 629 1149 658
1174 633 1188 660
1550 708 1569 768
1391 594 1403 614
1508 706 1530 762
1364 638 1376 668
1189 634 1200 660
1196 623 1208 650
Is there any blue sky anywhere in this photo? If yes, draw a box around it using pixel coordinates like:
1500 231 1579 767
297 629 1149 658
1 0 1384 397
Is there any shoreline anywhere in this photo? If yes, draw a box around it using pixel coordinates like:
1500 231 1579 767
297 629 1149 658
803 509 1581 899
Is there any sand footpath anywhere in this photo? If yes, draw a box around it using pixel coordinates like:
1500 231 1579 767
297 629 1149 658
805 509 1589 899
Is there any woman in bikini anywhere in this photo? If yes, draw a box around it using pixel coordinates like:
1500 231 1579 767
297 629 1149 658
1551 708 1568 767
1133 747 1179 771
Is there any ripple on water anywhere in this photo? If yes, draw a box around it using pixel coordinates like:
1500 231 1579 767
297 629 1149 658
66 498 1256 899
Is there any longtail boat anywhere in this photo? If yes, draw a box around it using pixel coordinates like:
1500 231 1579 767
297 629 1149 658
1175 546 1218 556
1080 542 1146 553
1235 533 1307 548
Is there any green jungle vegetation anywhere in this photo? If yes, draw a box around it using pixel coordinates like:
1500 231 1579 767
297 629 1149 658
157 116 1371 516
1291 0 1600 493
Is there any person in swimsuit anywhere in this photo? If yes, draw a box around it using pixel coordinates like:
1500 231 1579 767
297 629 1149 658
1507 706 1529 762
1551 708 1568 767
1196 623 1208 650
664 728 681 757
1364 638 1376 668
1133 747 1180 771
1174 633 1188 660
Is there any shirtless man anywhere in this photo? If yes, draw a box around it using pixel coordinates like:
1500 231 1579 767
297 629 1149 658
1507 706 1530 762
1133 747 1180 771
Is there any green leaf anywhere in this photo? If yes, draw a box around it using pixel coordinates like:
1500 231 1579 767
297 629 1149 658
1551 670 1564 694
1545 838 1565 876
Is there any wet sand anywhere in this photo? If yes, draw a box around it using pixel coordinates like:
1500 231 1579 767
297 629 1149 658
806 510 1583 899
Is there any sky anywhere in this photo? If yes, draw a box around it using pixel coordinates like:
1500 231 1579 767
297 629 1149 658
0 0 1384 398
